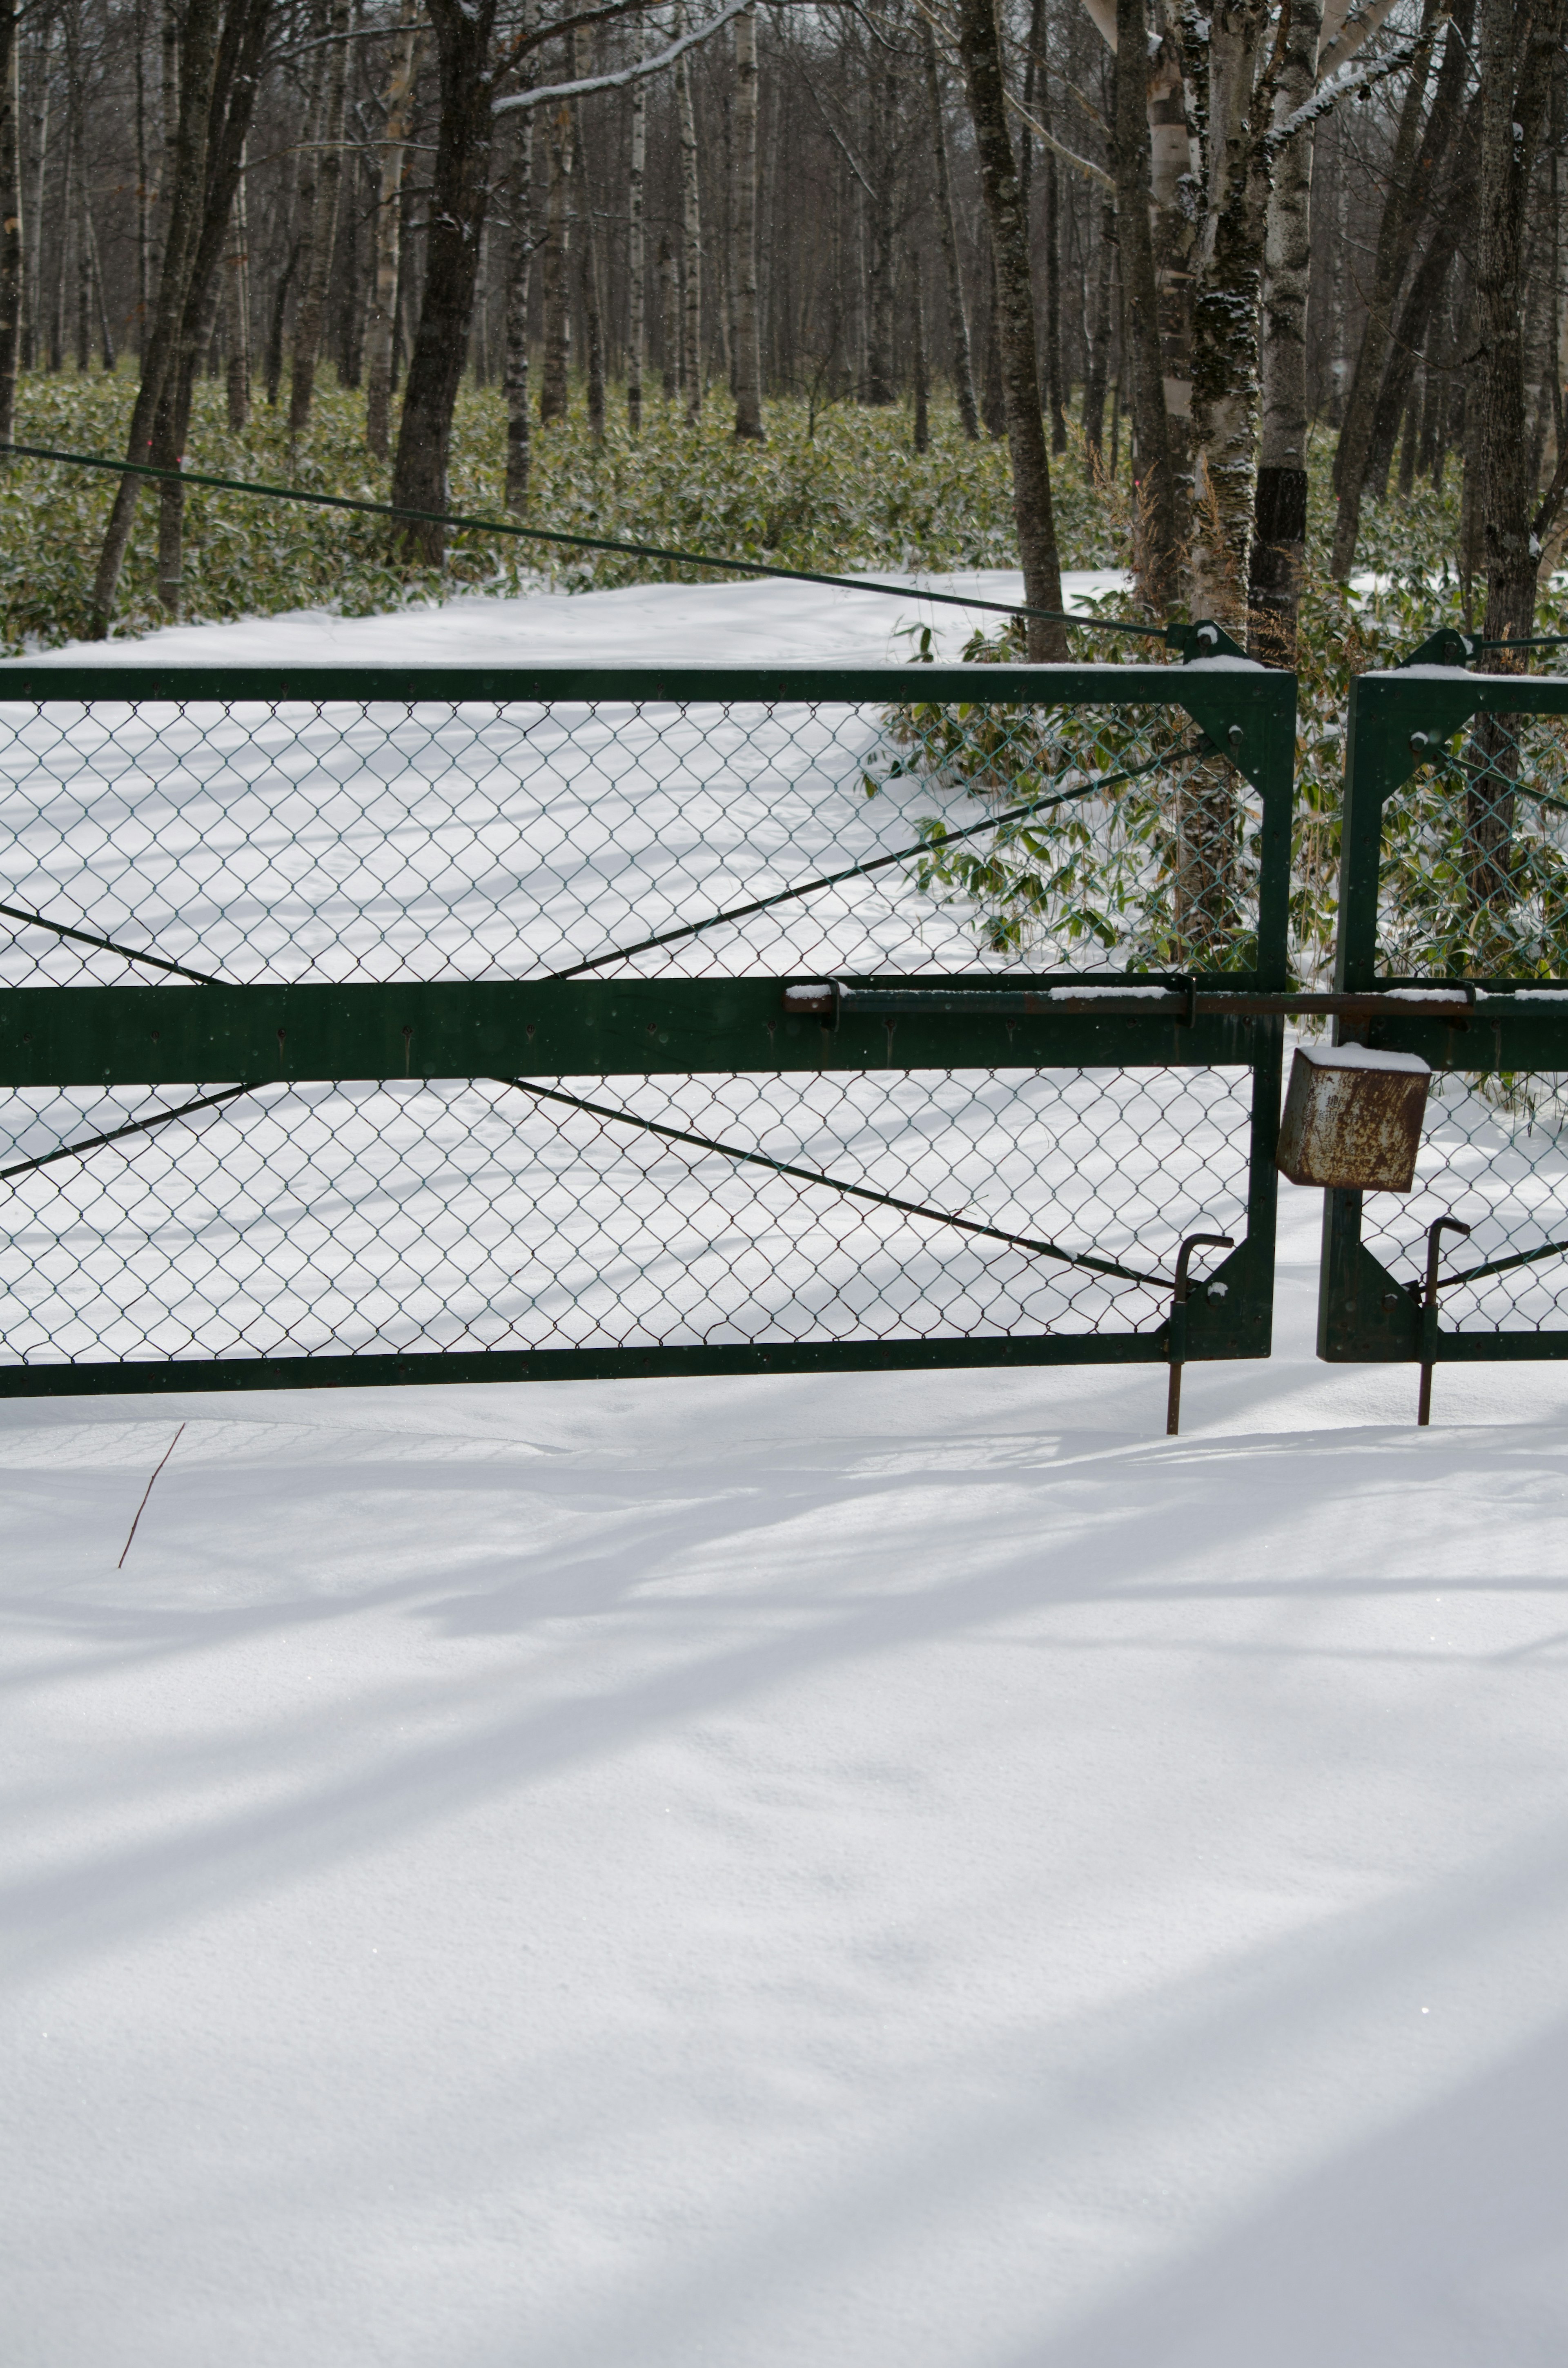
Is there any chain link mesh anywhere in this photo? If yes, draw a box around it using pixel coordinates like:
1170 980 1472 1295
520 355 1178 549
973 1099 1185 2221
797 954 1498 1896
0 686 1267 1374
1356 690 1568 1340
1378 709 1568 981
0 1066 1255 1368
0 693 1258 986
1356 1070 1568 1336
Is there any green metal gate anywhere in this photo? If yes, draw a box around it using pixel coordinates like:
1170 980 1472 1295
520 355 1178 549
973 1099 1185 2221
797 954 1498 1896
0 652 1294 1396
1320 633 1568 1367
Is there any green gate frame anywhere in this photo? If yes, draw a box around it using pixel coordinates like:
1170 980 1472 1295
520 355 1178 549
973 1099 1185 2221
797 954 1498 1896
1321 643 1568 1363
0 656 1296 1396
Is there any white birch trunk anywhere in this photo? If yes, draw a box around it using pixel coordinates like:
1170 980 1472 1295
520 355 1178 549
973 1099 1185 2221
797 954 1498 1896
365 0 417 459
1247 0 1322 659
627 34 646 434
676 6 702 421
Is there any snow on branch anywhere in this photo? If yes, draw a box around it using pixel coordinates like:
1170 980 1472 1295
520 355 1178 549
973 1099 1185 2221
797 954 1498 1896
1269 33 1425 147
494 0 750 112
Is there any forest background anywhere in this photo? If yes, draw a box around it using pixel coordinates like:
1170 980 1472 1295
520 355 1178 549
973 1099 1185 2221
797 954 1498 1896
0 0 1559 696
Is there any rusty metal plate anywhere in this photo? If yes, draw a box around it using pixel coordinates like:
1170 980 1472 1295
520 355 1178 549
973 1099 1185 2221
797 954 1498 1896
1276 1045 1430 1192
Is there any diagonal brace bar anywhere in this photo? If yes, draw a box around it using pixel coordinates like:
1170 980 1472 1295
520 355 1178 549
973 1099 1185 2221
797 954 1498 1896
0 899 221 986
549 743 1189 981
497 1075 1171 1289
0 1084 255 1183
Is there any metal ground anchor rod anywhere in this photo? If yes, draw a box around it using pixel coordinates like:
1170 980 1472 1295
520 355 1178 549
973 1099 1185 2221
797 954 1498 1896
1417 1216 1471 1427
1166 1232 1234 1437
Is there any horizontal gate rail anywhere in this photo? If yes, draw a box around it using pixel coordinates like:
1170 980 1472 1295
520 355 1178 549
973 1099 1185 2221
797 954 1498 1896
0 657 1295 1394
1321 652 1568 1365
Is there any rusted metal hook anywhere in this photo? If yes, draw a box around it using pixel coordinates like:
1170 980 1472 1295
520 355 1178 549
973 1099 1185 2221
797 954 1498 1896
1166 1233 1235 1437
1417 1215 1471 1427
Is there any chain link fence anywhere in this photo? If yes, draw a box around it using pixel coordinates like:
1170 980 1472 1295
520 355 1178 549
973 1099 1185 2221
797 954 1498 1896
0 662 1294 1390
1322 662 1568 1362
0 680 1271 987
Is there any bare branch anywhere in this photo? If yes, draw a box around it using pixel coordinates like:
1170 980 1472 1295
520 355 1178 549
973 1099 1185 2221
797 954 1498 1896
1005 88 1114 187
494 0 750 111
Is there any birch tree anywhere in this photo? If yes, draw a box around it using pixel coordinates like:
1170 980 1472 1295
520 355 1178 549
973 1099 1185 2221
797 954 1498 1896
364 0 418 460
0 0 20 451
675 6 702 420
733 0 763 437
1246 0 1323 660
627 32 646 432
503 99 534 502
537 89 572 421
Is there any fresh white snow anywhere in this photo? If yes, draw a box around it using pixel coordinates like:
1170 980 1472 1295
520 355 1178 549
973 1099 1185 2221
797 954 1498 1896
4 577 1568 2368
1301 1044 1432 1073
8 567 1133 671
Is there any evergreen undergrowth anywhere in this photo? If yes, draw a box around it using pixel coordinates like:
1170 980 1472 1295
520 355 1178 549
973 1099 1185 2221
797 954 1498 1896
0 370 1127 653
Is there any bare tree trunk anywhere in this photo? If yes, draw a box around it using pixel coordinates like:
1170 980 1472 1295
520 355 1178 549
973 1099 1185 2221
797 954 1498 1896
1396 377 1421 496
1021 0 1066 452
133 0 150 361
155 0 273 615
626 33 646 433
51 96 69 371
89 0 223 635
954 0 1066 660
225 146 249 429
864 52 896 403
285 29 327 394
1463 0 1568 918
1248 0 1323 661
1111 0 1177 609
1186 7 1272 630
659 229 676 399
572 29 605 446
86 203 114 372
290 0 351 436
1147 30 1194 542
538 90 572 422
1364 133 1480 491
161 0 179 250
920 12 978 438
1416 270 1454 479
389 0 499 566
910 247 929 452
365 0 416 459
676 8 702 421
1523 221 1556 495
65 0 88 373
503 107 532 506
265 240 297 404
23 17 51 375
732 0 763 437
1329 0 1455 577
1082 185 1116 470
1042 145 1065 450
980 248 1005 435
0 0 20 448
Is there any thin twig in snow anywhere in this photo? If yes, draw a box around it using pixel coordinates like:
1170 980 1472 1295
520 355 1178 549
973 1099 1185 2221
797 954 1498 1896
118 1425 186 1571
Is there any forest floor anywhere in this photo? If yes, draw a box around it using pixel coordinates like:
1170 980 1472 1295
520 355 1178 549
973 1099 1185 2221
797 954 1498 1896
0 365 1510 664
4 578 1568 2365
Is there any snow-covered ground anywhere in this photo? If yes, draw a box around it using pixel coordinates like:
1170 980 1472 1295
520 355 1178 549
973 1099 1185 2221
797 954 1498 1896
10 566 1131 669
5 578 1568 2367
